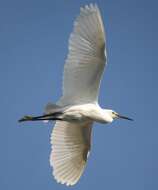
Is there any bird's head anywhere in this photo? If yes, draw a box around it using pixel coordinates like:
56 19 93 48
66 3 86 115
107 110 133 121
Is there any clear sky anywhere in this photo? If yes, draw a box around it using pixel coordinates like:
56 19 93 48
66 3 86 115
2 0 158 189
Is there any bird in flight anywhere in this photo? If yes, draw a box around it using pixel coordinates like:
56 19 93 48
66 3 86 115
19 4 133 186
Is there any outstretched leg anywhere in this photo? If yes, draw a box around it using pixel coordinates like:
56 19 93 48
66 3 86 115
18 112 63 122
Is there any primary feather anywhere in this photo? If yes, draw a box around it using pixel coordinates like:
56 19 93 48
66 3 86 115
58 3 106 106
50 121 92 186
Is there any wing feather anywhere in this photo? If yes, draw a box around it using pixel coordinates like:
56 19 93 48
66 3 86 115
50 121 93 186
58 4 106 106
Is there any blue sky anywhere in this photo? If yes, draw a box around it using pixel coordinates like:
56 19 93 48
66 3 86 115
2 0 158 189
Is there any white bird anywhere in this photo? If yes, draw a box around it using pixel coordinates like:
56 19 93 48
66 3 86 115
19 4 133 186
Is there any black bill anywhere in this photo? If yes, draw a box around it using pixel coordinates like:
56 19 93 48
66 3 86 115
118 114 133 121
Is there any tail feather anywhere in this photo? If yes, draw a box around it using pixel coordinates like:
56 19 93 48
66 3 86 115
45 103 61 114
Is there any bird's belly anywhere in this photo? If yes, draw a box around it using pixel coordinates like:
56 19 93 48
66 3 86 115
61 104 111 124
62 111 89 123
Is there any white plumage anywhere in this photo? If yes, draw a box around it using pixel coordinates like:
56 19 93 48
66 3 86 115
50 121 92 186
19 3 133 186
59 3 106 106
51 4 106 185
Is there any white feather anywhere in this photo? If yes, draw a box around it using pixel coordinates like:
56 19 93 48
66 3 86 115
50 4 107 186
58 4 106 106
50 121 92 186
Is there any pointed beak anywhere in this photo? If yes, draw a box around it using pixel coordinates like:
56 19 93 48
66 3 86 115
117 114 134 121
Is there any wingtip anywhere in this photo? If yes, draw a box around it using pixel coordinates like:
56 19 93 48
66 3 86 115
80 3 99 11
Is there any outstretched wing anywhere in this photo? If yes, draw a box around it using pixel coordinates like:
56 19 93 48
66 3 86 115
58 4 106 106
50 121 93 186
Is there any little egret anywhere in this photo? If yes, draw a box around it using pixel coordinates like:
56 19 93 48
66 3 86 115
19 4 133 186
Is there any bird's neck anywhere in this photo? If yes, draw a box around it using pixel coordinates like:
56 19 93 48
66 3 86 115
102 109 113 123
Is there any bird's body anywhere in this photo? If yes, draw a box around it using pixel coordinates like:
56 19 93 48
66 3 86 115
19 4 133 186
45 103 113 124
